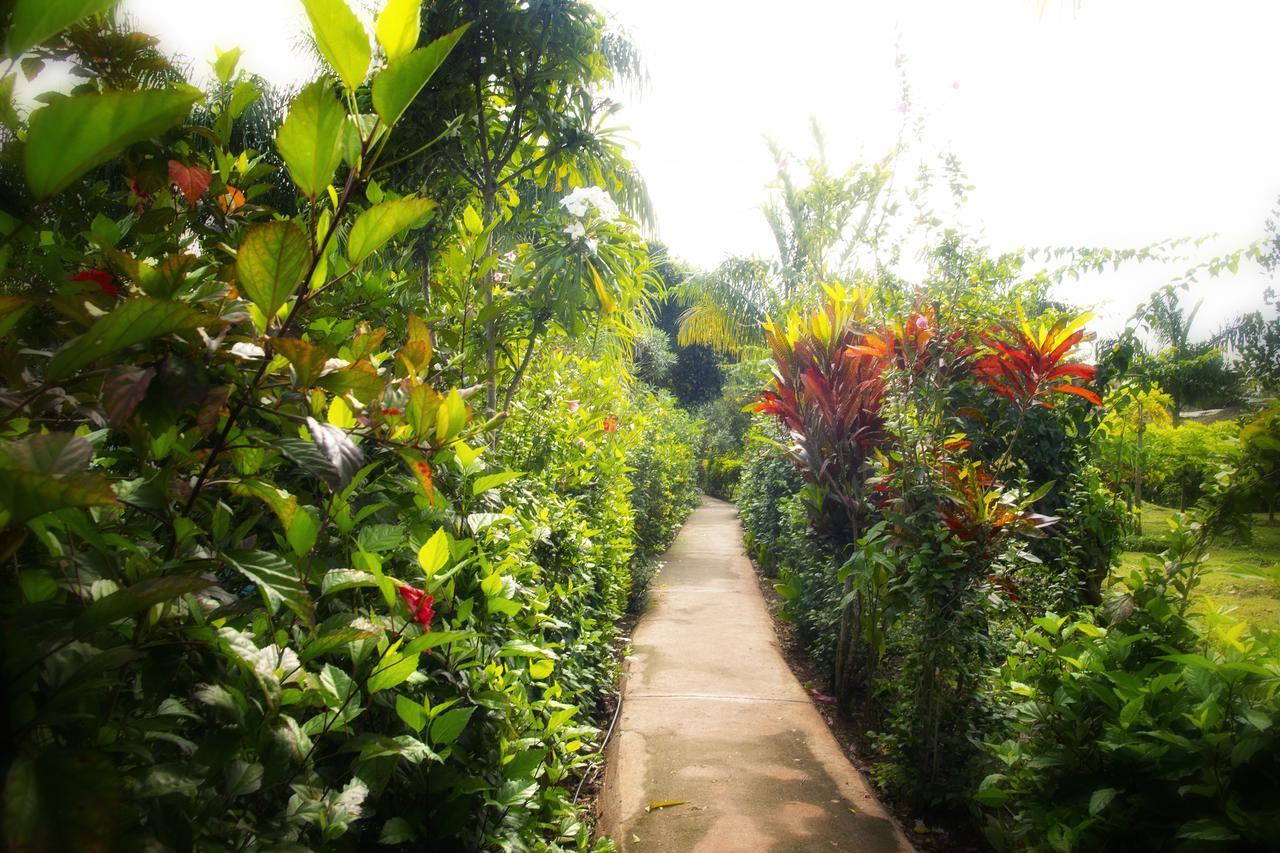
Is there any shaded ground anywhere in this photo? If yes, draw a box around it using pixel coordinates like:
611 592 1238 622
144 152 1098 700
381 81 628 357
1118 506 1280 631
598 497 912 852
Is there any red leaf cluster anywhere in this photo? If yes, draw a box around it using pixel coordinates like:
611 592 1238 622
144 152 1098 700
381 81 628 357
973 314 1101 408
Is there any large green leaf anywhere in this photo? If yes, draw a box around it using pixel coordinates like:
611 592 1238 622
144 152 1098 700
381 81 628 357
275 81 345 199
75 573 213 636
367 640 418 693
371 25 468 128
375 0 421 62
6 0 118 58
429 706 474 746
25 86 201 199
346 198 436 265
300 0 371 92
222 549 314 623
236 221 310 319
47 296 211 379
0 469 116 525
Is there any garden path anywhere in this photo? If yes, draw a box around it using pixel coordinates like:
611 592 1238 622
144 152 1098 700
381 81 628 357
598 497 913 852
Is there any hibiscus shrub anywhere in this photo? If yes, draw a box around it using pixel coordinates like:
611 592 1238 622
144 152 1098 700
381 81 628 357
0 6 695 851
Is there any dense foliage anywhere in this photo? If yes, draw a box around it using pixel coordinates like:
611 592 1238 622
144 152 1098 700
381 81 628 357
0 3 698 850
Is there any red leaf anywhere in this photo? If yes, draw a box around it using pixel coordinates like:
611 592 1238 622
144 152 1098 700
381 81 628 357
1049 384 1102 405
168 160 213 207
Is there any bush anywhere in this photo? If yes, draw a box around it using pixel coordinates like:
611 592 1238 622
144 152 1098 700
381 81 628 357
980 502 1280 850
0 8 698 850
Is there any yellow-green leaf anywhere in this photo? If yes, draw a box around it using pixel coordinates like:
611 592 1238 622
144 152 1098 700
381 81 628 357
417 527 449 576
347 197 436 264
300 0 371 92
275 81 345 199
588 261 615 314
25 86 201 199
237 221 310 319
371 24 468 128
375 0 421 61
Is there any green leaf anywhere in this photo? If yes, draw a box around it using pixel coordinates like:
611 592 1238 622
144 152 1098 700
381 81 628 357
394 694 427 732
347 198 437 265
416 527 449 576
317 662 356 710
213 47 242 84
529 658 554 680
237 221 311 319
379 817 415 845
75 573 213 636
275 81 345 199
18 570 58 603
25 86 201 199
371 25 468 128
300 0 372 92
47 296 210 379
480 572 502 598
429 706 474 746
462 205 482 235
0 469 116 525
367 640 418 693
375 0 421 61
223 760 263 798
6 0 118 58
471 470 521 496
1088 787 1118 816
223 549 314 623
321 568 380 596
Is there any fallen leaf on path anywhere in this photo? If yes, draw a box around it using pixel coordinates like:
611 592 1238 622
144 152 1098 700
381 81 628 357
646 800 688 812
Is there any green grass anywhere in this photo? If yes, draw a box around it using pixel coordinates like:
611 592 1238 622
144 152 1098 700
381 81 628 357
1118 504 1280 631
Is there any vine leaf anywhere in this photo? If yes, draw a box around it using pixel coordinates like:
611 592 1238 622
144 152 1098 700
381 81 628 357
371 25 469 128
222 549 314 624
25 86 201 199
236 221 310 320
48 296 211 379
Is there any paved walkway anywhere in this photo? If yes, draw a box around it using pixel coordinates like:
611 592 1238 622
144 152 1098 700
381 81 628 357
599 497 913 852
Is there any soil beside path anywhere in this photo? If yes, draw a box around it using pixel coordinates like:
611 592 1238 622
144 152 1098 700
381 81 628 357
598 497 914 853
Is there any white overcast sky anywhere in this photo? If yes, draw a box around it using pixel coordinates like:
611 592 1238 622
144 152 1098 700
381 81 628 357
124 0 1280 337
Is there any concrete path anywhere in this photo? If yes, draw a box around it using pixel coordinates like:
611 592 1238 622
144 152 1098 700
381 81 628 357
599 497 913 853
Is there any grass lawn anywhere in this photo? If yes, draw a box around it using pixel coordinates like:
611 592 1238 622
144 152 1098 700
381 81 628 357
1118 504 1280 631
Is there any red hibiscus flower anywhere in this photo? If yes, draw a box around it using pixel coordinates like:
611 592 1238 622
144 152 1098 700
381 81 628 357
601 416 618 432
73 269 119 298
398 585 435 629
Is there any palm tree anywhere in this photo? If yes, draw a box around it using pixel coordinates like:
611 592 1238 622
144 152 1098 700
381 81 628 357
675 123 895 357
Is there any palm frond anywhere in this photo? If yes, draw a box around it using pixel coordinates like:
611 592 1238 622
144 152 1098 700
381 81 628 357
675 258 777 355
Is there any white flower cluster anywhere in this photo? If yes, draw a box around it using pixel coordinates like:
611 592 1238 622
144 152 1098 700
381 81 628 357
560 186 619 222
560 187 620 254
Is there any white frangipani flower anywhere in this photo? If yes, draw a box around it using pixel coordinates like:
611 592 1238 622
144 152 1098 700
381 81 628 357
559 186 619 223
229 342 266 359
564 221 586 240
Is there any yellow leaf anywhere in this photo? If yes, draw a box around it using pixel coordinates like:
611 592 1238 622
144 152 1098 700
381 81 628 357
588 261 615 314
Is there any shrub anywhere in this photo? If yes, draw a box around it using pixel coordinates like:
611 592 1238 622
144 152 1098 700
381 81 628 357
0 7 696 850
979 485 1280 850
